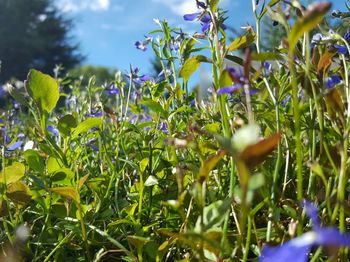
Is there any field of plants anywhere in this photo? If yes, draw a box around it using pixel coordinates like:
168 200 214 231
2 0 350 261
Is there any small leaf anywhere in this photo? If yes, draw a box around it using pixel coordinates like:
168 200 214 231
26 69 59 113
179 55 210 82
24 150 45 173
227 32 256 52
289 3 331 50
58 114 78 136
127 235 150 250
144 175 158 187
239 133 281 169
78 175 89 190
72 117 103 139
325 88 345 127
219 69 232 88
6 181 32 206
142 99 167 118
317 49 336 73
51 187 80 203
0 162 25 185
199 150 226 183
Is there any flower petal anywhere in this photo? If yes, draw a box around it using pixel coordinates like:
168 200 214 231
7 141 23 151
302 200 321 230
316 228 350 247
333 44 348 55
217 84 242 95
183 12 201 21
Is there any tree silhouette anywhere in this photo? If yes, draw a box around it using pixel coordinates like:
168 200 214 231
0 0 83 83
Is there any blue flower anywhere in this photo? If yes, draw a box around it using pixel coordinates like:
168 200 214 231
47 125 59 137
105 83 120 95
310 33 323 48
344 28 350 42
7 141 23 151
135 37 152 51
260 201 350 262
326 75 342 89
333 44 348 55
86 138 99 151
127 67 151 85
263 62 272 76
217 67 247 95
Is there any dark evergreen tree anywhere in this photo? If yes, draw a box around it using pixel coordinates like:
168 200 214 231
0 0 83 83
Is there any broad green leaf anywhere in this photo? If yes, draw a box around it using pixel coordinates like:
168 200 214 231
72 117 103 139
227 32 256 52
58 114 78 136
6 181 32 206
199 150 226 183
24 150 44 173
179 55 210 82
51 187 80 203
140 158 149 173
0 162 25 185
51 168 74 185
219 69 232 88
289 3 331 50
47 156 64 174
142 99 167 118
26 69 59 113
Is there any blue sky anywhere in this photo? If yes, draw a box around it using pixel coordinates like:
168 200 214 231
55 0 345 74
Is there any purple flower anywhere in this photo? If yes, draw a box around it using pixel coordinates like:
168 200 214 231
326 75 342 89
135 37 152 51
217 84 242 95
127 67 151 85
90 108 103 117
158 122 168 134
263 62 271 76
183 8 226 33
86 138 98 151
105 83 120 95
344 28 350 42
47 125 59 137
333 44 348 55
7 141 23 151
260 201 350 262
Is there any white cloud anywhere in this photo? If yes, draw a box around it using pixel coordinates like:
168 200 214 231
152 0 230 16
56 0 112 12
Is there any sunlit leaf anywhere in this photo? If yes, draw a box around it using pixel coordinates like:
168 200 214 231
0 162 25 185
289 2 331 50
26 69 59 113
227 32 256 52
179 55 210 82
142 99 167 118
51 187 80 203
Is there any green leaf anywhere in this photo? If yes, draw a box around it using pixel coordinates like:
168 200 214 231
24 150 45 173
0 162 25 185
26 69 59 113
58 114 78 136
142 99 167 118
210 0 220 11
179 55 210 82
199 150 226 183
289 3 331 50
248 173 265 190
251 52 282 61
51 187 80 203
6 181 32 206
227 32 256 52
72 117 103 139
47 156 64 174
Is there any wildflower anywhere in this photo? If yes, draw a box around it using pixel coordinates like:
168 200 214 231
86 138 99 151
47 125 59 137
260 201 350 262
333 44 348 55
183 3 226 33
135 37 152 51
127 67 151 85
105 83 120 95
158 122 168 134
217 67 247 95
310 33 323 48
344 28 350 42
326 75 342 89
263 62 271 76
